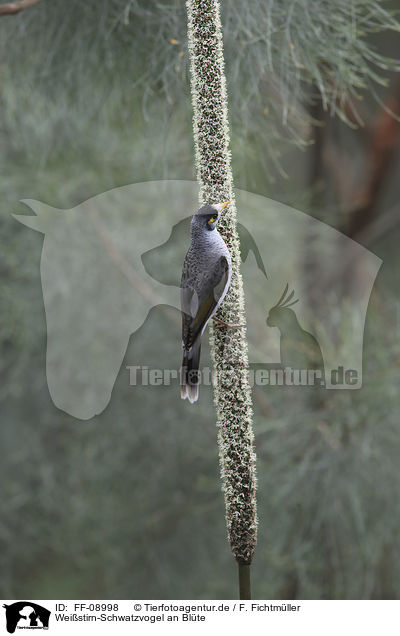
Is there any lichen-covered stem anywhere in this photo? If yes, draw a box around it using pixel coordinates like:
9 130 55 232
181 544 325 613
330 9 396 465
186 0 257 571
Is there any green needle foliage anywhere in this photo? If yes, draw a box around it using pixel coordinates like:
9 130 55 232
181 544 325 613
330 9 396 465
2 0 398 179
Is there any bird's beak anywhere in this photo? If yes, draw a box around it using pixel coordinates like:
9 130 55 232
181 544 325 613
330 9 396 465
219 201 231 212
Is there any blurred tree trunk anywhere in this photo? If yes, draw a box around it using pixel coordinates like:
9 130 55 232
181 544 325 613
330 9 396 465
303 95 327 319
186 0 257 599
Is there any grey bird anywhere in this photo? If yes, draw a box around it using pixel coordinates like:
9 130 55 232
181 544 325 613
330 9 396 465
180 202 232 403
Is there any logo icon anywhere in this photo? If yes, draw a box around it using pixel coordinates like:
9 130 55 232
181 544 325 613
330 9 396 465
3 602 50 633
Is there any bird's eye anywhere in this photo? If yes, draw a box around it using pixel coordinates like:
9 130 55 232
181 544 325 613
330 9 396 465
208 217 216 224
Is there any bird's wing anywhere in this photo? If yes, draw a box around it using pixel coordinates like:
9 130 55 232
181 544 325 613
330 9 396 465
181 255 230 350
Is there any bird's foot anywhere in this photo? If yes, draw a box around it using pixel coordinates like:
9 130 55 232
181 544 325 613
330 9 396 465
213 316 244 329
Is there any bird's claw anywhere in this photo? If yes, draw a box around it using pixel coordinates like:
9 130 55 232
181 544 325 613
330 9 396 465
213 317 244 329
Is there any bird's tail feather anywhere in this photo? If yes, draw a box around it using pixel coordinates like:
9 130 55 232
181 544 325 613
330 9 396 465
180 341 201 404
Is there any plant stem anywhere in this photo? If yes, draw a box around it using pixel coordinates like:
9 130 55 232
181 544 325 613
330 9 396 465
238 562 252 600
186 0 258 595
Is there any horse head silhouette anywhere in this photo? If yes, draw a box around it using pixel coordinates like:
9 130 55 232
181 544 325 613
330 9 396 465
13 183 268 418
13 186 186 419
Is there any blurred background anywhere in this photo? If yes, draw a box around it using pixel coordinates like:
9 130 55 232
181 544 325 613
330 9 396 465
1 0 400 599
